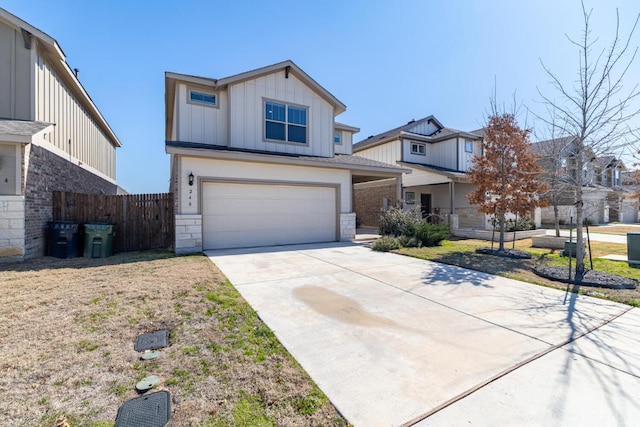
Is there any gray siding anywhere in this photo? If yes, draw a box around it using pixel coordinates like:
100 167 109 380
0 20 32 120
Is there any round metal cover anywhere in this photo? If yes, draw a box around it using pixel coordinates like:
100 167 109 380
141 351 161 360
136 375 158 393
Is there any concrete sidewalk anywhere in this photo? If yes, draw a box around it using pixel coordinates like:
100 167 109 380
544 229 627 244
206 243 640 426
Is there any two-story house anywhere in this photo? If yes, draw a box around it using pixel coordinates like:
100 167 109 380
165 60 406 253
532 137 632 224
0 7 121 260
352 116 484 228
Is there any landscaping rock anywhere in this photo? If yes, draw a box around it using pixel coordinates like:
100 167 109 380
533 266 638 290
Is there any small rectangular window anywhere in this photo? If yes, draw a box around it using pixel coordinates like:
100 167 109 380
465 140 473 153
411 143 426 155
264 100 308 144
189 90 216 106
334 131 341 144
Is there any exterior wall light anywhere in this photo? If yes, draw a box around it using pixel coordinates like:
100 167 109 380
188 172 194 186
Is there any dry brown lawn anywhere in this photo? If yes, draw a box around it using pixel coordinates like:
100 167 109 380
589 224 640 235
0 252 347 427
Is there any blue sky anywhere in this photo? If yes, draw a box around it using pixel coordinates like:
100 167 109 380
2 0 639 193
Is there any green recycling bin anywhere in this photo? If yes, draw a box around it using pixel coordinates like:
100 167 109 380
83 223 114 258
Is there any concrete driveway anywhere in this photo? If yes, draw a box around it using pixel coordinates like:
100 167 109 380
206 243 640 427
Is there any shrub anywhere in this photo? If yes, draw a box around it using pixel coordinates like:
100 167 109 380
398 235 422 248
505 216 536 232
378 205 423 237
371 236 400 252
402 222 450 247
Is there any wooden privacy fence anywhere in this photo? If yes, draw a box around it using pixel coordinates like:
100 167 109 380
52 192 174 252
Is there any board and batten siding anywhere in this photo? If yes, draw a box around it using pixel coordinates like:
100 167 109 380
402 138 457 170
406 120 439 136
0 20 32 121
334 130 353 155
460 138 480 171
355 140 401 165
34 46 116 180
175 83 228 145
228 71 334 157
178 157 352 215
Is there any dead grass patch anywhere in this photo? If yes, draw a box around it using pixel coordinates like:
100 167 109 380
0 251 347 426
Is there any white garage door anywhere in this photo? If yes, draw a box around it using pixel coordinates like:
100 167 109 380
202 182 337 250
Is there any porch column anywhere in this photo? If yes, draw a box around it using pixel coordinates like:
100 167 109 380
396 176 402 204
449 181 455 214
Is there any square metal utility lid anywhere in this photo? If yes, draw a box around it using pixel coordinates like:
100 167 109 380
134 330 169 352
115 390 171 427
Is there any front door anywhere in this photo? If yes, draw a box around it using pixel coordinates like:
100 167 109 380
420 194 432 222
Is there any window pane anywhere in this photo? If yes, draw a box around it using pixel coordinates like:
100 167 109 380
288 106 306 125
266 121 286 140
266 102 286 122
190 91 216 105
334 132 341 144
288 125 306 143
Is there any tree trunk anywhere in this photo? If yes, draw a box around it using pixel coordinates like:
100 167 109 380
574 151 585 281
498 210 506 252
553 197 560 237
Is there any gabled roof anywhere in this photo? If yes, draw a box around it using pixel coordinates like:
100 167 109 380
165 61 347 140
531 136 577 157
353 115 481 152
0 7 121 147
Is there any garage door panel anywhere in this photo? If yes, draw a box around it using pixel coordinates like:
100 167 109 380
203 182 337 250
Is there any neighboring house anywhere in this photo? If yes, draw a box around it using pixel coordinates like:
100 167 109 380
165 60 406 253
532 137 632 224
352 115 485 228
0 8 121 260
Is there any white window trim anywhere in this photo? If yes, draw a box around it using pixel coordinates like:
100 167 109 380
410 142 426 156
262 98 310 146
334 130 342 145
465 140 473 153
187 88 218 108
405 191 416 204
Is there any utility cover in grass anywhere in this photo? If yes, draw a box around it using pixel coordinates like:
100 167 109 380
115 390 171 427
134 330 169 352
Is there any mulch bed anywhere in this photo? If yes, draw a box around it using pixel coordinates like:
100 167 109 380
475 247 532 259
534 266 638 290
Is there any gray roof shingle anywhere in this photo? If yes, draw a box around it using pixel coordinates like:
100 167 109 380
353 116 482 152
0 119 52 136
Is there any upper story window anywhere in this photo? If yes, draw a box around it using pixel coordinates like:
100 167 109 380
265 100 308 144
411 142 426 155
465 140 473 153
189 89 217 107
334 131 341 144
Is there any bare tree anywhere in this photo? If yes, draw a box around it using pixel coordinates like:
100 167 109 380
537 0 640 280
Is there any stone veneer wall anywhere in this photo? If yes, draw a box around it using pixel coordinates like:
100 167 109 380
340 212 356 241
175 214 203 254
354 182 397 227
0 196 25 259
23 144 117 258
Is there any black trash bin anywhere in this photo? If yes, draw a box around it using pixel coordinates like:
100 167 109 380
83 223 115 258
48 221 80 258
